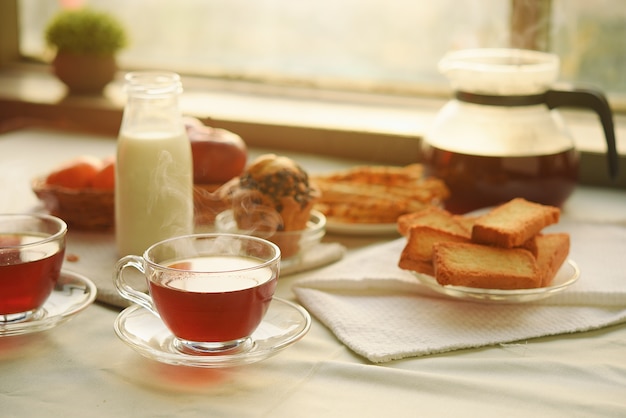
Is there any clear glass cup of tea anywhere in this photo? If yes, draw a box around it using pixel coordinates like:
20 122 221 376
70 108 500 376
0 214 67 323
114 233 281 355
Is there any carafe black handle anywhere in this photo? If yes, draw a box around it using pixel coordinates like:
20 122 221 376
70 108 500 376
545 88 619 180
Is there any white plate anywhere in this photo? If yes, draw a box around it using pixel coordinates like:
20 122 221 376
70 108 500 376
0 270 97 337
411 259 580 303
325 219 399 236
114 297 311 368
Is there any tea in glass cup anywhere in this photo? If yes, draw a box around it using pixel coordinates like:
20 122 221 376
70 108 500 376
114 233 280 355
0 214 67 323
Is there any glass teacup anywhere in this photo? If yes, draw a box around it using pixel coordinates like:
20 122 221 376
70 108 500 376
0 214 67 323
114 233 281 355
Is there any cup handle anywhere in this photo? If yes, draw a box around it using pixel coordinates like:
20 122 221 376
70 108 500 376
113 255 159 317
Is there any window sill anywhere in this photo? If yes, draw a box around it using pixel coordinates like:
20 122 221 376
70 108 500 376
0 64 442 164
1 64 625 188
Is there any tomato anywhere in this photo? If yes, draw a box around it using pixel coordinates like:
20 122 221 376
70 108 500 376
45 156 102 189
90 156 115 190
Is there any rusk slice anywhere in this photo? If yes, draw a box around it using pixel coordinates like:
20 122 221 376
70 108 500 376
433 242 541 290
400 225 470 261
519 235 539 257
471 198 560 248
535 233 570 286
398 225 470 275
397 206 472 237
398 257 435 276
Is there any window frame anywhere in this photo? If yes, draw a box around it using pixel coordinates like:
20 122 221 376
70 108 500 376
0 1 20 66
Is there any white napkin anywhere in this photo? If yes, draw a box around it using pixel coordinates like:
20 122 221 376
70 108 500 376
292 220 626 363
63 232 346 308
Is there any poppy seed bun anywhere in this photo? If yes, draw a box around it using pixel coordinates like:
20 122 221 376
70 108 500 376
226 153 319 231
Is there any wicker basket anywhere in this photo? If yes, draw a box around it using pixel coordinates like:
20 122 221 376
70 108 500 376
32 178 230 230
31 177 115 231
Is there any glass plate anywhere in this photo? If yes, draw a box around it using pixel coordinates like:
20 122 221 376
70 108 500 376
214 209 326 269
411 259 580 303
0 270 97 337
114 297 311 368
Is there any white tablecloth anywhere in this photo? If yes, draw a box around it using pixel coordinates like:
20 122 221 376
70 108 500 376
1 129 626 418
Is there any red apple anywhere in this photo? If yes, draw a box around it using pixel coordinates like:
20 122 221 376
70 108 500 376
183 116 205 130
187 124 247 184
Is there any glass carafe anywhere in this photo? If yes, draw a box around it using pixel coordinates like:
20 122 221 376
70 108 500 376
422 48 618 214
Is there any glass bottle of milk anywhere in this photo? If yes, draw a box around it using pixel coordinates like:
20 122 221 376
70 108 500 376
115 72 193 256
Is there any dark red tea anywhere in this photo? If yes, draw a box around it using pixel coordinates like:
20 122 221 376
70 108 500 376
0 233 65 315
149 255 277 342
422 146 579 214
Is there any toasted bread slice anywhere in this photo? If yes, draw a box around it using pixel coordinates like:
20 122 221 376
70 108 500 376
398 257 435 276
453 215 478 235
400 225 471 262
398 225 470 275
432 242 541 290
471 198 560 248
397 206 472 237
535 233 570 286
519 235 540 257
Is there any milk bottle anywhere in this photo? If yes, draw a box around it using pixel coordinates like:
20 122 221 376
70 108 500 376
115 72 193 256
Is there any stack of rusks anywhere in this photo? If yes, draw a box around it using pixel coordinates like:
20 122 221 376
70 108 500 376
398 198 569 290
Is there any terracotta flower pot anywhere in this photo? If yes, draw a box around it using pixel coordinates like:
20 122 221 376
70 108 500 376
53 52 117 95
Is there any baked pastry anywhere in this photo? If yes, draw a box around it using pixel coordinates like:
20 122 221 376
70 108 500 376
471 198 560 248
312 164 449 224
433 242 541 290
224 154 320 257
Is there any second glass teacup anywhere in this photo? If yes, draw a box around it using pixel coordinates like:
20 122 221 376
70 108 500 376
114 233 280 355
0 214 67 324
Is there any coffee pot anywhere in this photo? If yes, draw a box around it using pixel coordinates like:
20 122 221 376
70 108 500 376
422 48 618 214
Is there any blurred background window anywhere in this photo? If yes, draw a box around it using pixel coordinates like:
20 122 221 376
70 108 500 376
17 0 626 104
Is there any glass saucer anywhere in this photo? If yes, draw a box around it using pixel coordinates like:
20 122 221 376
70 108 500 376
412 259 580 304
0 270 97 337
114 297 311 368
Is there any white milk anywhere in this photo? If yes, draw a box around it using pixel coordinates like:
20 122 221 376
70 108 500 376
115 131 193 256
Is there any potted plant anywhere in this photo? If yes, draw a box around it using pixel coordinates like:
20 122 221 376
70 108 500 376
44 8 128 95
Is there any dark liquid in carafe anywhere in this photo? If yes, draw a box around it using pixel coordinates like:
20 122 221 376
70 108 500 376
422 146 579 214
